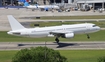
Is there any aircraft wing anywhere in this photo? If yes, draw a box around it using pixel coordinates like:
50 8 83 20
50 30 73 34
49 30 74 38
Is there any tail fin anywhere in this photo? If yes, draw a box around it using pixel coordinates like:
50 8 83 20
7 15 25 31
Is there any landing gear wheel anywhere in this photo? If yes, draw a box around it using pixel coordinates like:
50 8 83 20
87 34 90 39
55 38 59 43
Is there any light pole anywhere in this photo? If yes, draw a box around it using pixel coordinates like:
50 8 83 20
54 0 55 4
85 0 87 11
45 41 47 59
11 0 13 5
93 3 95 12
103 0 105 10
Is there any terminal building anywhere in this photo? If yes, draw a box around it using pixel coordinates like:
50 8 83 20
76 0 105 10
0 0 34 6
0 0 20 6
0 0 75 6
0 0 105 10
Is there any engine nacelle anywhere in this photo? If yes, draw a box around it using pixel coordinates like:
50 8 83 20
62 33 74 38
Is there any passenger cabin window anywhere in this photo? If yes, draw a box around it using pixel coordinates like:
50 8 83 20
93 25 97 27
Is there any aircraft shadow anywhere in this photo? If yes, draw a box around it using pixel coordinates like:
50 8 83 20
56 42 76 48
18 43 57 46
18 42 76 48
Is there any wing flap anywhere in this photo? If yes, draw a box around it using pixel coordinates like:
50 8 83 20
50 30 73 35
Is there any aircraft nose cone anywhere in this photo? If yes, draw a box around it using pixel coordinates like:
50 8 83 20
97 26 101 31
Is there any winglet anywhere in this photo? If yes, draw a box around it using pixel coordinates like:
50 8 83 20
7 15 25 31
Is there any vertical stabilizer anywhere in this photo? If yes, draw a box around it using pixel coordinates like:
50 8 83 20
7 15 25 31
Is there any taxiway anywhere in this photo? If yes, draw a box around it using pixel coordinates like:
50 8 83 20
0 41 105 50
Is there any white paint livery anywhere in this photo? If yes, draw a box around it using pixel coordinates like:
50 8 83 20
7 15 100 43
26 5 59 9
24 5 60 10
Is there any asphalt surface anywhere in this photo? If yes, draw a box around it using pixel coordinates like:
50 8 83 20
0 42 105 50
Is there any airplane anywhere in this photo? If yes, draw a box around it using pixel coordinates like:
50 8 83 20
7 15 100 43
23 2 59 11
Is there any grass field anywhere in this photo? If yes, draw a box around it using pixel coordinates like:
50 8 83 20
35 15 105 20
0 51 17 62
0 50 105 62
60 50 105 62
0 30 105 42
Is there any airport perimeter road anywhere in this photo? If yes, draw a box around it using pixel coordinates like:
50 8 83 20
0 41 105 50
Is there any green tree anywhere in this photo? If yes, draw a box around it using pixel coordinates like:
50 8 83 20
12 46 67 62
98 56 105 62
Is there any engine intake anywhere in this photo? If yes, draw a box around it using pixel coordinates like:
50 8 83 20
62 33 74 38
48 34 54 37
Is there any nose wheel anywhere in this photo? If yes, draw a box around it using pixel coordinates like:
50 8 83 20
55 37 59 43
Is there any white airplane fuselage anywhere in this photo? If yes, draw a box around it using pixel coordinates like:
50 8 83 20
7 15 101 43
25 5 60 9
8 23 100 38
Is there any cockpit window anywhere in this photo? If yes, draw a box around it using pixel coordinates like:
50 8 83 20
93 25 97 27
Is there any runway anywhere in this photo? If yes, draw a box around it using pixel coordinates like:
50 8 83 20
0 41 105 50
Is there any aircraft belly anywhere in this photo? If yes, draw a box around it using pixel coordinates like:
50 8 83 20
29 32 48 38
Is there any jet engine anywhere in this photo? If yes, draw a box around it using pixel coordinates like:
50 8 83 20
48 34 54 37
62 33 74 38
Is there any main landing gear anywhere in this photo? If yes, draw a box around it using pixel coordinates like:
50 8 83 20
55 37 59 43
87 34 90 39
55 34 90 43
